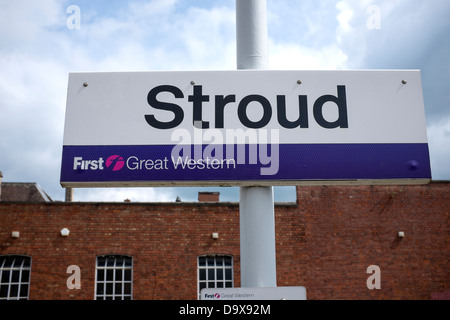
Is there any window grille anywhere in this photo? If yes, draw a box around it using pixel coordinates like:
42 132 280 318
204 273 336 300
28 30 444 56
95 255 132 300
0 255 31 300
197 255 233 299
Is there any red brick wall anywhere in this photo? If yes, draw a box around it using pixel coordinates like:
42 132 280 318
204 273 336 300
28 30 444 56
0 202 241 300
276 182 449 299
0 183 448 300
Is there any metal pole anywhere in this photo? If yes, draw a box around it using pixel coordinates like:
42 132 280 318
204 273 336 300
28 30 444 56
236 0 277 288
236 0 269 70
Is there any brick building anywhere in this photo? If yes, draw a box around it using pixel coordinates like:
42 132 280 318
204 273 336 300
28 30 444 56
0 176 449 300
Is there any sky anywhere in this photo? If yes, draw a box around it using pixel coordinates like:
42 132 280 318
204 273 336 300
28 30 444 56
0 0 449 203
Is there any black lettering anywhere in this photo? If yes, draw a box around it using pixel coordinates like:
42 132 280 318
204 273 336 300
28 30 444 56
214 95 236 128
277 95 309 128
313 85 348 129
188 85 210 129
238 95 272 129
145 85 184 129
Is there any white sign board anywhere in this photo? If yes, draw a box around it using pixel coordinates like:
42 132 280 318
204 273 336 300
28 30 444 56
61 70 431 187
200 286 307 300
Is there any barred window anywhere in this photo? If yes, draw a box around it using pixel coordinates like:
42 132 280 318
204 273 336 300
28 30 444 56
0 255 31 300
198 255 233 299
95 255 132 300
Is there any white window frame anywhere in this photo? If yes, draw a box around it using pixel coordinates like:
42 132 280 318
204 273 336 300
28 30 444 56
0 255 32 300
95 255 133 300
197 255 233 299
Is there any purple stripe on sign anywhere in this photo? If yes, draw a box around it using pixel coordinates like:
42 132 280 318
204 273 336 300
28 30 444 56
60 143 431 185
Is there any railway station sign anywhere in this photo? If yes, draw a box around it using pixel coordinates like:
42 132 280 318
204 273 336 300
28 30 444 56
60 70 431 187
201 286 307 300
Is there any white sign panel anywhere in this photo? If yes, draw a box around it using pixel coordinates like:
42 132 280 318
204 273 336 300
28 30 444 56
200 286 307 300
60 70 431 187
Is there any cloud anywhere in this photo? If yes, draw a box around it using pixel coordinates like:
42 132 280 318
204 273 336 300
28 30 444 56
69 185 296 203
73 187 176 203
336 1 354 34
0 0 63 50
269 42 348 70
0 53 66 186
334 1 450 66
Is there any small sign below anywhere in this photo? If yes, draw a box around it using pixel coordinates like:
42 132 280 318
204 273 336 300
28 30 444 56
200 286 307 300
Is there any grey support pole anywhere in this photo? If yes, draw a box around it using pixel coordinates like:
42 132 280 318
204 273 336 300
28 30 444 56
236 0 277 288
236 0 269 70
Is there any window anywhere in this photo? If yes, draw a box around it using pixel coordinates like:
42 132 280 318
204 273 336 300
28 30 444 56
0 255 31 300
95 255 132 300
198 255 233 299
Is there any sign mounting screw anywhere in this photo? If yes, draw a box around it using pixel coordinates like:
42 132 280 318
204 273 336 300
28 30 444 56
190 81 195 85
83 82 88 87
401 80 407 84
297 80 302 85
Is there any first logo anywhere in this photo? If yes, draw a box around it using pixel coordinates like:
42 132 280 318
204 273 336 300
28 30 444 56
106 155 125 171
